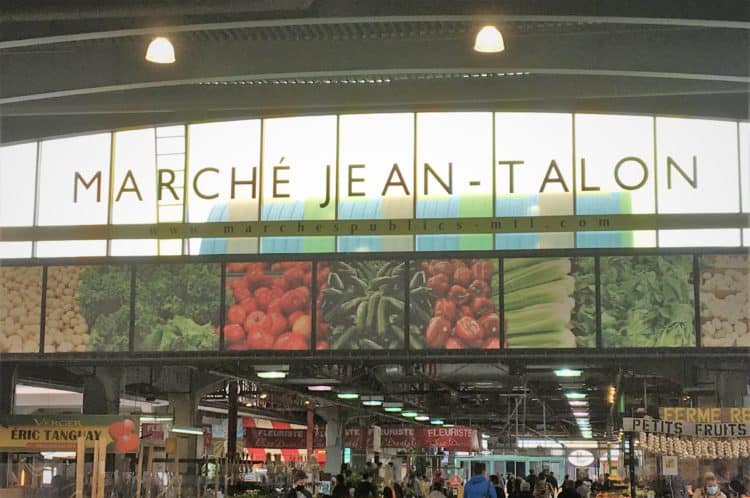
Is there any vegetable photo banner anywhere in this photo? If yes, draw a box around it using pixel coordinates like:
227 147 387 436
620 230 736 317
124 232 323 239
623 417 750 437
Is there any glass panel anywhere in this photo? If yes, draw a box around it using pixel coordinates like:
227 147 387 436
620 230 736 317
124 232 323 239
224 261 312 350
575 114 655 248
317 260 406 350
658 229 741 248
504 257 595 348
261 116 336 253
416 113 493 250
741 123 749 214
0 266 42 353
36 240 107 257
495 113 574 249
187 120 261 255
0 143 36 227
601 255 695 347
699 253 749 347
409 258 499 349
338 113 415 252
111 128 158 256
134 263 220 351
44 265 130 352
0 242 32 259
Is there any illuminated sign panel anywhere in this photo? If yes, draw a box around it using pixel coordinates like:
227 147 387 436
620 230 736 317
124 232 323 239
0 113 747 258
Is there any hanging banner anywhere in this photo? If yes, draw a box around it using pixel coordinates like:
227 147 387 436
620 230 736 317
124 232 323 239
380 426 479 451
623 417 750 437
244 427 326 449
0 415 140 453
659 407 750 423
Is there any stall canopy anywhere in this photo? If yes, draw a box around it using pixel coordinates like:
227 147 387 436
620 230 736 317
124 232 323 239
242 417 326 464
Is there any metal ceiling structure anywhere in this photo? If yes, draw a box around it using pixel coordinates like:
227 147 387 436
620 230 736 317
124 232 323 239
2 0 749 443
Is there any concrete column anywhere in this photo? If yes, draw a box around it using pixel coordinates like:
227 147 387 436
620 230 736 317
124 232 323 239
318 406 346 475
82 367 122 414
169 392 201 466
0 363 16 416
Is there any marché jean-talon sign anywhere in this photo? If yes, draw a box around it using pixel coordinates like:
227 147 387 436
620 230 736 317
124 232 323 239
1 112 747 243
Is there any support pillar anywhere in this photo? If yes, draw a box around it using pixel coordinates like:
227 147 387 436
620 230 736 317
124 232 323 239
82 367 122 415
318 406 346 475
0 364 16 488
227 381 238 459
168 392 201 467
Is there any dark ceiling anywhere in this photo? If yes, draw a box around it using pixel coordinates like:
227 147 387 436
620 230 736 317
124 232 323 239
1 0 748 144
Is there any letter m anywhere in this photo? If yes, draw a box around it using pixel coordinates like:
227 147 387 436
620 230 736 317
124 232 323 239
74 171 102 202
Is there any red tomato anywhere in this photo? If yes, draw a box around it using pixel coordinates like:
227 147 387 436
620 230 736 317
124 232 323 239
449 285 471 304
271 277 287 290
232 286 251 302
468 279 491 297
254 287 273 311
294 286 311 304
432 261 455 279
472 260 494 281
115 433 140 453
317 321 330 339
316 340 329 350
303 272 312 286
292 315 312 339
425 317 451 348
483 337 501 349
283 267 306 288
453 266 473 287
227 277 245 289
478 313 500 338
243 311 266 333
280 289 305 314
267 298 283 314
433 298 457 323
426 274 450 297
470 297 494 318
245 329 275 349
274 333 309 350
270 286 284 299
460 305 473 318
226 304 247 325
239 297 257 314
267 312 288 336
445 337 465 349
224 324 246 344
454 317 484 347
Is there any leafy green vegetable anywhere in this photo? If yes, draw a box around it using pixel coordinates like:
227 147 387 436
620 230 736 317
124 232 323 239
571 258 596 347
600 256 695 347
134 263 220 351
78 265 131 351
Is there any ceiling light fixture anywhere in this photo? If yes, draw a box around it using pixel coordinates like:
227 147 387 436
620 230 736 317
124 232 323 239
384 406 403 413
145 37 176 64
307 385 332 392
568 400 589 407
415 415 430 422
430 419 445 425
337 392 359 400
573 411 590 418
481 433 491 439
257 371 287 379
402 411 418 418
473 26 505 53
555 369 582 377
565 392 587 400
171 426 203 436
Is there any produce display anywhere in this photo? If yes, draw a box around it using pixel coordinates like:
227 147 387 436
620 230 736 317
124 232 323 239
504 257 595 348
410 259 499 349
700 254 750 347
317 260 406 349
135 263 221 351
601 255 695 347
0 267 42 353
224 262 312 350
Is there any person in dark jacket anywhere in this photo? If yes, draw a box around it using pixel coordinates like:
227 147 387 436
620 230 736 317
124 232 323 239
332 475 349 498
519 481 533 498
356 473 378 498
557 482 580 498
287 470 313 498
464 463 497 498
491 475 507 498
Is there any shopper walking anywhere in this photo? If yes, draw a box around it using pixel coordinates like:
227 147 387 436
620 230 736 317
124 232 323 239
519 482 533 498
287 470 313 498
694 473 727 498
430 483 448 498
490 475 507 498
464 463 497 498
548 474 559 493
557 482 580 498
533 476 555 498
333 475 350 498
356 473 378 498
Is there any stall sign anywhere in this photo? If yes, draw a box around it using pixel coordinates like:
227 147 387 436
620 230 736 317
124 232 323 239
623 417 750 437
380 426 479 451
658 407 750 423
662 456 678 476
568 450 595 467
244 427 326 449
141 423 165 440
0 415 140 453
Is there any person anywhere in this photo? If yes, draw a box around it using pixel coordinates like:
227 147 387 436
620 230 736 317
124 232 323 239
394 483 405 498
729 480 749 498
526 473 538 490
519 481 533 498
506 476 515 498
287 470 313 498
430 483 448 498
491 475 507 498
385 487 398 498
562 477 572 489
548 474 558 493
464 463 497 498
601 474 612 492
407 472 424 498
575 480 590 498
384 463 395 488
694 473 727 498
356 473 378 498
533 477 555 498
333 475 350 498
557 482 580 498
